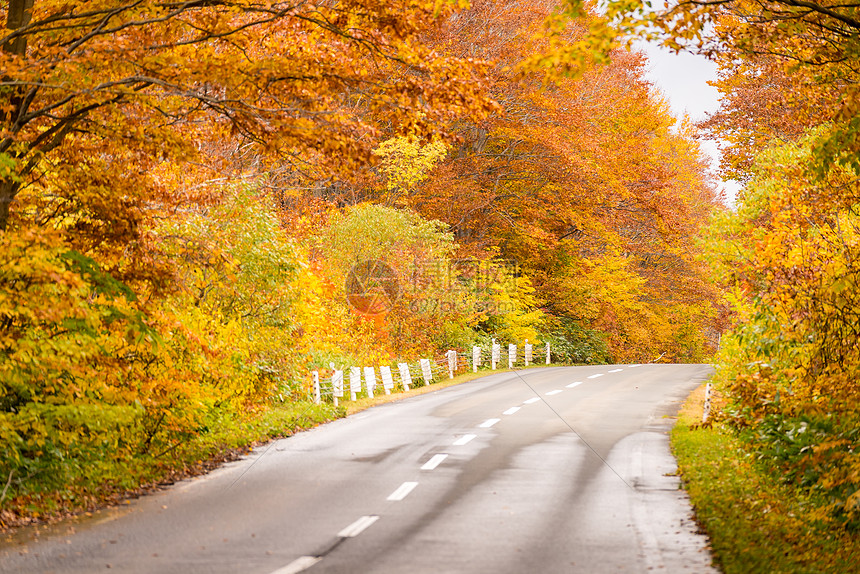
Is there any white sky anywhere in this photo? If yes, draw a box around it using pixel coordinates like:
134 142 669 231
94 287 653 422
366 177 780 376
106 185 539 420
635 41 742 205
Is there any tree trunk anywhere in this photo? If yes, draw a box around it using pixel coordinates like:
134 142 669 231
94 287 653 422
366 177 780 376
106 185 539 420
1 1 35 231
3 0 34 55
0 179 20 231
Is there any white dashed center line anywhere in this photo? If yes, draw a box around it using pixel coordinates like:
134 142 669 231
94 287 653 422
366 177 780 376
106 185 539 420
545 390 562 396
421 454 448 470
270 556 321 574
587 373 604 379
502 406 520 415
566 381 583 388
523 397 541 404
387 482 418 501
629 364 642 368
478 418 500 428
608 368 623 373
338 515 379 538
452 434 477 446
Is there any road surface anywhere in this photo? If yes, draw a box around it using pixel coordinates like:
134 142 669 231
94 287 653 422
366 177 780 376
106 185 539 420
0 364 717 573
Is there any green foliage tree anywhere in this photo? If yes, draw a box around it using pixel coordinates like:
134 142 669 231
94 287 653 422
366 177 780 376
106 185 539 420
161 186 301 402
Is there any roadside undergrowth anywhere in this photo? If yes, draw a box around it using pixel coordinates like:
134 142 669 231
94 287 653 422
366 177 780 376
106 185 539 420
672 385 860 573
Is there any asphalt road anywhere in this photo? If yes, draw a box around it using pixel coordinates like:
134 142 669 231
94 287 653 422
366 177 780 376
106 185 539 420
0 364 718 574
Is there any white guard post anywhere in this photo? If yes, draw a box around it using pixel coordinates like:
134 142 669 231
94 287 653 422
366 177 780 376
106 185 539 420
398 362 412 391
349 367 361 401
331 367 344 407
446 350 457 379
508 344 517 369
380 365 394 395
524 340 532 366
312 370 321 404
472 346 481 372
491 339 500 370
363 366 377 398
419 358 433 385
545 341 551 365
702 382 713 423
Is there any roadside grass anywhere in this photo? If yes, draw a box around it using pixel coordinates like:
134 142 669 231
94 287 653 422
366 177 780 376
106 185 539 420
672 385 860 573
1 364 548 531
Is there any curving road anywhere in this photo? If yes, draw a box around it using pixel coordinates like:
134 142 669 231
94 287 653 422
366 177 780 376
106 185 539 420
0 364 717 574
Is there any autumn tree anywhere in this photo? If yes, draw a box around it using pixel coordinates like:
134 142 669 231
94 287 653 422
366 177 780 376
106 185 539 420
395 0 723 361
697 62 827 182
702 132 860 527
0 0 497 237
561 0 860 174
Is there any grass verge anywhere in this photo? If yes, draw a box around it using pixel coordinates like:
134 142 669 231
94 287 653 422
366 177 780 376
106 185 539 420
671 385 860 573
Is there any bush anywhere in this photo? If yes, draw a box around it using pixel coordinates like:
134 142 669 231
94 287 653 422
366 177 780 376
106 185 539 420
541 317 612 364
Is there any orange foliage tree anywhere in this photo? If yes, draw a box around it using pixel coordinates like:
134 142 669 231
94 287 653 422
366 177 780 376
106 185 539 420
398 0 723 362
1 0 497 237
